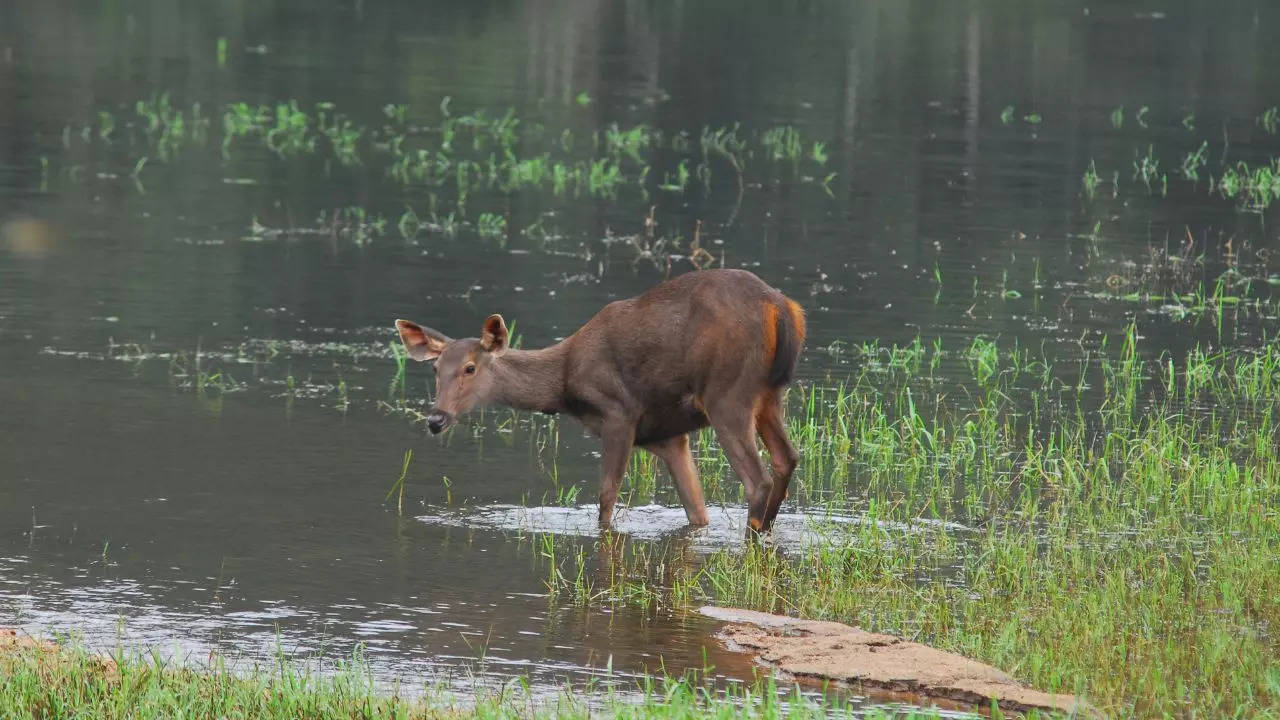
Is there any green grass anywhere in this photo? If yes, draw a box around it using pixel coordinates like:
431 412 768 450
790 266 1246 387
526 330 1280 718
0 640 943 720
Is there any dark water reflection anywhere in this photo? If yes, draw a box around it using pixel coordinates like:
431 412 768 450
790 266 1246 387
3 0 1280 713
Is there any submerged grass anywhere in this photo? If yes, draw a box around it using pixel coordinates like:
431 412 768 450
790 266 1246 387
51 93 837 247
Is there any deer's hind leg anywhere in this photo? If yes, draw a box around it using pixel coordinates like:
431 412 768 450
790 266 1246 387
704 395 773 536
645 434 709 526
755 389 798 527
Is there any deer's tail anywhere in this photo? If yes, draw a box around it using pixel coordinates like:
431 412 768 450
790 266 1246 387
765 297 806 388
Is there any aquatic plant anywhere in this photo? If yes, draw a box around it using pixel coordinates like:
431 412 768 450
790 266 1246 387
1260 106 1279 135
1132 144 1159 191
1081 160 1100 199
1217 160 1280 210
476 212 507 241
385 449 413 516
761 126 803 164
1180 140 1208 181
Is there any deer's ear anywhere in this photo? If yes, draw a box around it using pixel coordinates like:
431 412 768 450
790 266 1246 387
480 314 508 356
395 319 450 362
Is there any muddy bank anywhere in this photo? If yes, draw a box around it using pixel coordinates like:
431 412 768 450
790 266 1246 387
1 627 119 678
700 608 1093 717
1 628 53 653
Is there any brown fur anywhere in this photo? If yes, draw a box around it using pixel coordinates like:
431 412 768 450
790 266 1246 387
396 269 805 534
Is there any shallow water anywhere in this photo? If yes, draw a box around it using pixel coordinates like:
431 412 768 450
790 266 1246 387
3 0 1280 715
420 504 971 552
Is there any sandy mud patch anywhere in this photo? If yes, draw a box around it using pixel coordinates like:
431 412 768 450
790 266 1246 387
700 608 1095 717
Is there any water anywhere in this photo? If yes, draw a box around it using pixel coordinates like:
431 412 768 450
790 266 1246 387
3 0 1280 713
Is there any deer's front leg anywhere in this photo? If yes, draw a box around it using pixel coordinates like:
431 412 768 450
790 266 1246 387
597 422 636 528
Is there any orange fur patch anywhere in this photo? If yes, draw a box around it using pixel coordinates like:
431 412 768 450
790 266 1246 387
784 298 806 343
747 517 763 532
762 301 779 368
752 389 775 428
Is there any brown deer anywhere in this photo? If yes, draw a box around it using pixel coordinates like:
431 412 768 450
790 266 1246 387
394 268 805 534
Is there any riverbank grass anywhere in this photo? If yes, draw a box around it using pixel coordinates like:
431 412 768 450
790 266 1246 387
0 636 944 719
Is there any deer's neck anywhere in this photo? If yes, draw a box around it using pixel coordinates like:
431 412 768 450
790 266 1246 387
491 343 569 414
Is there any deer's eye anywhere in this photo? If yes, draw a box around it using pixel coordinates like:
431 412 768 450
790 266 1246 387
464 364 477 376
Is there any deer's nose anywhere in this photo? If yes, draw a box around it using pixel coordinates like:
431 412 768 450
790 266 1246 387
426 410 451 434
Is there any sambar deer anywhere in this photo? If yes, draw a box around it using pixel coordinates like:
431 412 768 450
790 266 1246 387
394 268 805 533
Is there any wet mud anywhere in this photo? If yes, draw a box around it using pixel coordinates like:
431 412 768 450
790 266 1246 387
701 607 1095 717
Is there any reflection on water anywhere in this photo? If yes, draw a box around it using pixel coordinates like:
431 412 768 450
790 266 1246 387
3 0 1280 714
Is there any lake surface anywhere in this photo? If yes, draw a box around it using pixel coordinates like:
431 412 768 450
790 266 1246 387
3 1 1280 714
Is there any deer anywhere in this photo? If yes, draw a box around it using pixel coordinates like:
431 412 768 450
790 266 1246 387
394 268 806 534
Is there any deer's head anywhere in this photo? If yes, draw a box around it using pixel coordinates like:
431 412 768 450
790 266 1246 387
394 314 509 434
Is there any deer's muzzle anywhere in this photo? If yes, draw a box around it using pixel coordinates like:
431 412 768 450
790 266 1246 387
426 409 451 434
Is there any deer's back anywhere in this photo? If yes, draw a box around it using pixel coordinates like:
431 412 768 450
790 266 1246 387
562 269 791 442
